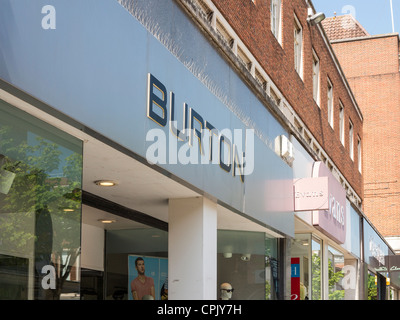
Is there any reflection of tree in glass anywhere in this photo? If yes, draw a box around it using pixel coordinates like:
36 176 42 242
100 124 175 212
265 254 271 300
311 253 344 300
367 274 377 300
328 259 344 300
265 280 271 300
311 253 321 300
0 126 82 299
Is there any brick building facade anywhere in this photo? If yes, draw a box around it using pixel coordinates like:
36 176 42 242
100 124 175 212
204 0 363 202
323 15 400 252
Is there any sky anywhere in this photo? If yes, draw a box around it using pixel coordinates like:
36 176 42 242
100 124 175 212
312 0 400 35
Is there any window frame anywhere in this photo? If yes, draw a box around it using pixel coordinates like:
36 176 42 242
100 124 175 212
271 0 282 44
349 119 354 160
357 136 362 172
339 101 345 146
312 49 320 106
327 78 334 128
294 15 303 78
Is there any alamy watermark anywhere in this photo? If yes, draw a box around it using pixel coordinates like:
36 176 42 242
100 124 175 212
41 265 56 289
341 5 357 30
41 5 56 30
145 127 255 182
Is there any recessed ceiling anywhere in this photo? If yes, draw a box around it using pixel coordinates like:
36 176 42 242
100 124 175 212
82 204 149 230
82 137 277 235
82 137 199 224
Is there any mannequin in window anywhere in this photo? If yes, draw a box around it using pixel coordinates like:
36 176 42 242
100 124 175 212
300 282 308 300
219 283 234 300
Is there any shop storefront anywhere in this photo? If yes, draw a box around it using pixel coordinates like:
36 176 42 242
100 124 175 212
384 255 400 300
0 89 291 300
291 215 361 300
291 137 363 300
0 0 295 300
363 219 400 300
290 135 400 300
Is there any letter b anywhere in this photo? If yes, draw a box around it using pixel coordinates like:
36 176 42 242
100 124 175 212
147 74 168 127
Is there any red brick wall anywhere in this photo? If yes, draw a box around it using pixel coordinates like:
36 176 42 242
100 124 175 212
211 0 364 199
332 36 399 78
332 36 400 236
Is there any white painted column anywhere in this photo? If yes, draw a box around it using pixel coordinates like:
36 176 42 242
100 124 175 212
168 197 217 300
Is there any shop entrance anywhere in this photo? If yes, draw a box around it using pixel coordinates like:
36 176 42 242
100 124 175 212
104 228 168 300
79 133 286 301
80 203 168 300
78 133 199 300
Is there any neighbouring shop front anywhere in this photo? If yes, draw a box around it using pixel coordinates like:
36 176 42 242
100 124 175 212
363 219 400 300
290 136 399 300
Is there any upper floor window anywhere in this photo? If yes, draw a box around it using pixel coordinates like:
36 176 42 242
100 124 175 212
349 119 354 160
339 102 345 145
271 0 282 43
294 15 303 78
357 136 362 172
327 79 334 128
312 50 320 105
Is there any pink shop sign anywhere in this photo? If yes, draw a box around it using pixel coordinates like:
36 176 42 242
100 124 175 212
312 162 346 244
294 177 329 212
294 161 346 244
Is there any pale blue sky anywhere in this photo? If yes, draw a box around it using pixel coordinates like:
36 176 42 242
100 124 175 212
312 0 400 35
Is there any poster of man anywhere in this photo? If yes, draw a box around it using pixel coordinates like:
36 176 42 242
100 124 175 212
128 255 168 300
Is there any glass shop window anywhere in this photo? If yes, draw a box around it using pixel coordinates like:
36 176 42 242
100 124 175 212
311 237 322 300
328 246 345 300
0 100 83 300
290 234 311 300
217 230 279 300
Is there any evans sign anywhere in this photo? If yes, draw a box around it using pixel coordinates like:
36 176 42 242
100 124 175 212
294 161 346 244
294 176 329 212
312 161 346 244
